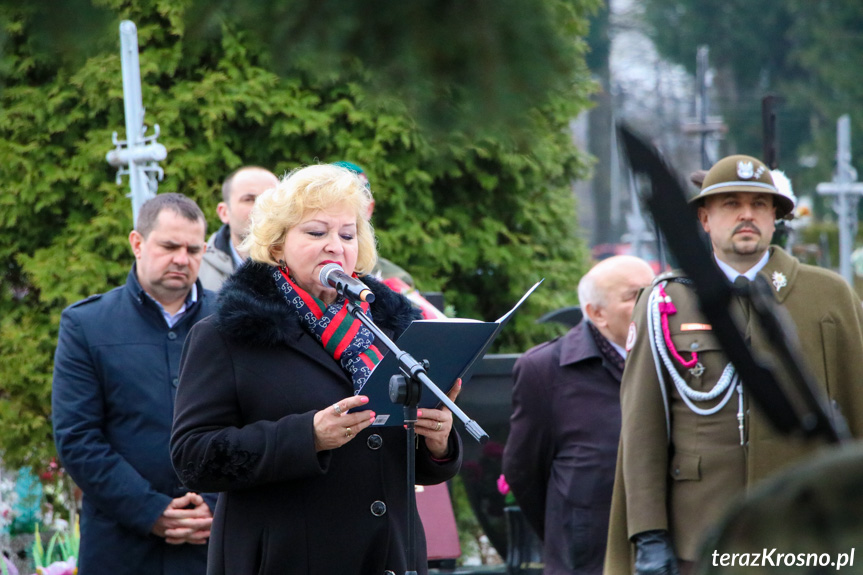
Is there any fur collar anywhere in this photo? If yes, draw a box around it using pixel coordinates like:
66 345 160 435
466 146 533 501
215 261 420 348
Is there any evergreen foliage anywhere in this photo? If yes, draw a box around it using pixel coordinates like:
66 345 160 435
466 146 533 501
0 0 595 476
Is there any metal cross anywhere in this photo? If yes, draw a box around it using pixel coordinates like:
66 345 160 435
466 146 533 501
105 20 167 225
816 115 863 285
681 46 727 169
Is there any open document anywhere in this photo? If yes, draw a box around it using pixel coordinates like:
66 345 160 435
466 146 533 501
358 279 543 426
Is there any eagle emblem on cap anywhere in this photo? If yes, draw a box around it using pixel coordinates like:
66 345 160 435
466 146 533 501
737 161 754 179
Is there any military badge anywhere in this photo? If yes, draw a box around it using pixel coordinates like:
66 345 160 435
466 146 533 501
626 321 637 351
737 161 754 179
772 271 787 292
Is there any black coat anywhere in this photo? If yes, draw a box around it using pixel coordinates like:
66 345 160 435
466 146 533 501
171 262 462 575
52 268 216 575
502 321 623 575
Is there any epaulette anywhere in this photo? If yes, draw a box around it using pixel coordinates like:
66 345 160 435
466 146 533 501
652 269 684 285
69 293 103 308
651 270 694 288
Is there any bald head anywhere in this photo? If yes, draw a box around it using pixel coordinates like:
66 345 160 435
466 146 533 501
578 256 655 348
217 166 279 256
220 167 278 203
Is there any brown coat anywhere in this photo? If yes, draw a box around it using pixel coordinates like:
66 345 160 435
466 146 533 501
604 247 863 574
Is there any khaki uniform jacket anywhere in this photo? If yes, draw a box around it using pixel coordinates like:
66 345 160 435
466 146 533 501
604 247 863 574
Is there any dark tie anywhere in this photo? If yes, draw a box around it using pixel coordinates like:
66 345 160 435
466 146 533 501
734 276 751 324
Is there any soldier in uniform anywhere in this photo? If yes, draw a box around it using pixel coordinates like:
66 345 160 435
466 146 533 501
603 155 863 575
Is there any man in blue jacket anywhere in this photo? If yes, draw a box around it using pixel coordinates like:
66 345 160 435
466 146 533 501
52 193 216 575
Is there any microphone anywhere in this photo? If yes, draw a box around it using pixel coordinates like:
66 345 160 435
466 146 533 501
319 263 375 303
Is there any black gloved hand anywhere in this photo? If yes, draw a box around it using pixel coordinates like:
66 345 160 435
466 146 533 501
632 529 680 575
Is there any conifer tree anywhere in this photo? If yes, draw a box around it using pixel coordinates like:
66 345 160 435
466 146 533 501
0 0 595 476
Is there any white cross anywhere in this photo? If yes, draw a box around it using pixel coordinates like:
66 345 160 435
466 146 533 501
816 115 863 285
104 21 167 225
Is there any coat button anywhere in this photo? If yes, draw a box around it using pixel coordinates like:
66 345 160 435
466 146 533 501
367 434 383 450
370 500 387 517
167 331 177 340
172 377 179 387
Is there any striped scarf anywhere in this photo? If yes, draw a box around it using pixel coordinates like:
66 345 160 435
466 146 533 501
273 267 384 392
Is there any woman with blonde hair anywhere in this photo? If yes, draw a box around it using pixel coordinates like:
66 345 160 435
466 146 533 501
171 164 462 575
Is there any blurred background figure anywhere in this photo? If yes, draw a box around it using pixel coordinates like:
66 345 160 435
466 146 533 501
695 443 863 574
504 255 654 575
198 166 279 291
333 160 447 319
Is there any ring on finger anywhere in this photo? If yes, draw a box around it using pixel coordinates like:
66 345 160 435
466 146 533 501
345 427 353 438
333 403 343 415
435 421 442 432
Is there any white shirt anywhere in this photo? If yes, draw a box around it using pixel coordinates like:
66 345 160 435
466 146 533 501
714 250 770 283
146 283 198 328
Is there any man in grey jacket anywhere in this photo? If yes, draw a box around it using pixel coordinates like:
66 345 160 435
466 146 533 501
198 166 279 291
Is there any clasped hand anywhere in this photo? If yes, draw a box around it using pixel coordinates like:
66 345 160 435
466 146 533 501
152 492 213 545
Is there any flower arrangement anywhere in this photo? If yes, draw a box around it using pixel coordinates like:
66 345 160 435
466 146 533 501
497 474 517 506
0 463 79 575
0 522 79 575
0 473 16 534
29 523 79 575
0 464 72 537
33 561 75 575
0 556 17 575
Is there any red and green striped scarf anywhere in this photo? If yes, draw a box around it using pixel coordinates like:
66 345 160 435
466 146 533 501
273 266 384 392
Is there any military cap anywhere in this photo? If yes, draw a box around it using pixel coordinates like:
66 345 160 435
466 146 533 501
688 154 794 219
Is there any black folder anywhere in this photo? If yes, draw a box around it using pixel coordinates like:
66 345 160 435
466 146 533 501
357 279 543 426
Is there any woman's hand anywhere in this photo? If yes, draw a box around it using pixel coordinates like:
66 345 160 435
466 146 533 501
415 378 462 459
313 395 376 451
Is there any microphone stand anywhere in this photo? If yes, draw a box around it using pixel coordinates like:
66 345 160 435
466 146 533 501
345 301 489 575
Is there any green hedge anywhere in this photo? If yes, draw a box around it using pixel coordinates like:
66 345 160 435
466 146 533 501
0 0 596 492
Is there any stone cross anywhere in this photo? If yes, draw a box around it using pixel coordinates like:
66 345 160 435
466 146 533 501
105 20 167 225
816 115 863 285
